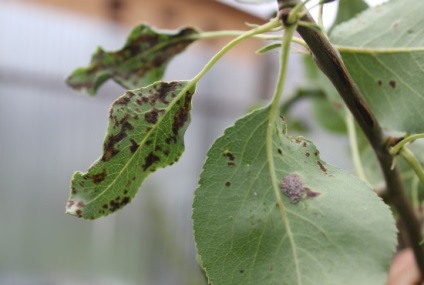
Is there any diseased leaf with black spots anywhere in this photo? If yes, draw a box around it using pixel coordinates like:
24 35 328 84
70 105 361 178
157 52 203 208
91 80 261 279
331 0 424 133
66 24 199 95
66 81 195 219
193 107 396 285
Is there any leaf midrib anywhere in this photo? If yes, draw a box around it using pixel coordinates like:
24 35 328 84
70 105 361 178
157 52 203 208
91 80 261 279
336 46 424 53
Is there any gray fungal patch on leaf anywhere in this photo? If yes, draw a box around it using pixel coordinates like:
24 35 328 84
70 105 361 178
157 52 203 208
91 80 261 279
66 199 86 217
305 187 320 198
280 173 305 204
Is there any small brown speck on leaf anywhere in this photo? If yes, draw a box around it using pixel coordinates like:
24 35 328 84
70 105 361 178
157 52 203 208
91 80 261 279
305 187 320 198
389 80 396 89
317 161 327 174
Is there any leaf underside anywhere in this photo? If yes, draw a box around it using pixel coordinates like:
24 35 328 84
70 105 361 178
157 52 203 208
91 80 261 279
331 0 424 133
66 24 199 95
193 107 396 285
66 81 195 219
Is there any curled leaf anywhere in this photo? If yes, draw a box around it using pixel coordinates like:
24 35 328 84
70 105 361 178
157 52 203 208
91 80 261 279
66 81 195 219
66 24 199 95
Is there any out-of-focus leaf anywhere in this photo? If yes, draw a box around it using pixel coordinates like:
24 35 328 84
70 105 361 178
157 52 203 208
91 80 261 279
66 24 199 95
331 0 424 133
256 43 281 54
297 56 347 134
329 0 369 33
66 81 195 219
193 107 396 285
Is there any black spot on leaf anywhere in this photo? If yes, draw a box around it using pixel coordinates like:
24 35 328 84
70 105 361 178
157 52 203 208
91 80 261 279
377 80 382 86
389 80 396 89
116 96 131 105
144 109 159 124
225 181 231 187
143 152 160 171
91 169 107 184
129 139 139 153
172 91 193 136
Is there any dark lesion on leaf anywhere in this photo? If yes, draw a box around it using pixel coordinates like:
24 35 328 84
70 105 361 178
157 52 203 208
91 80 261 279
144 108 160 124
305 187 320 198
102 121 134 161
150 81 180 104
172 91 193 136
107 195 132 212
142 152 160 171
91 168 107 184
129 139 139 154
389 80 396 89
317 161 327 174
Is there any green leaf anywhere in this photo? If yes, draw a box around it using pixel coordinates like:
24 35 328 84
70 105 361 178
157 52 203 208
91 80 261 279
66 81 195 219
256 43 281 54
329 0 369 33
66 24 199 95
331 0 424 133
297 56 347 134
193 107 396 285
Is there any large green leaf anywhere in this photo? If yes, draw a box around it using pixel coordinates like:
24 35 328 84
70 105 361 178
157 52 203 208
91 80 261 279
193 107 396 285
329 0 368 33
330 0 424 133
66 81 195 219
66 24 199 95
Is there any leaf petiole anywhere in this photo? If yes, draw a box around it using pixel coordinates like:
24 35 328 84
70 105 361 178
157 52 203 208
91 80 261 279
189 18 281 86
399 147 424 185
390 134 424 155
